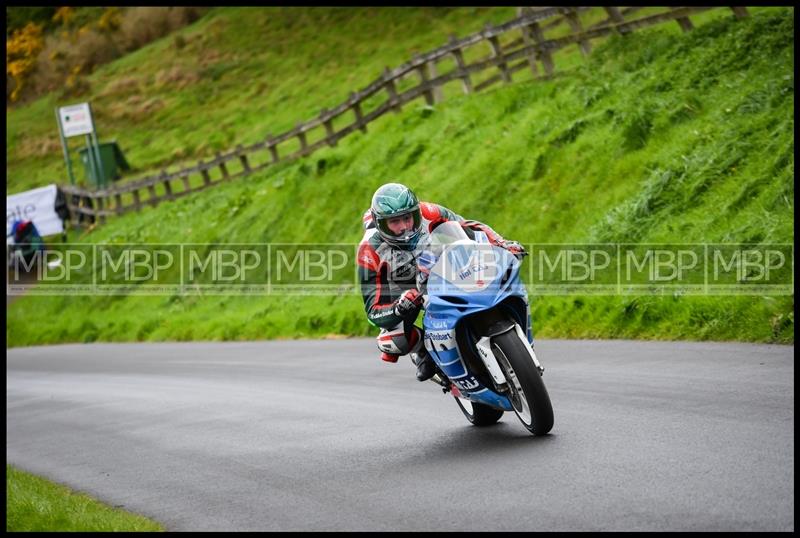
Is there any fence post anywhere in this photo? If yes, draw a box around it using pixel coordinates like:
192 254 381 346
486 25 512 84
147 183 158 208
296 122 308 154
161 170 174 200
266 135 279 163
383 67 401 113
76 196 86 225
66 194 80 227
565 8 592 57
237 144 251 172
76 195 90 225
199 159 212 186
321 108 337 147
603 7 630 35
519 12 540 77
114 193 123 215
729 6 749 19
181 172 192 194
604 7 625 24
132 189 142 212
96 196 106 225
426 60 443 103
449 36 473 94
414 54 436 106
526 21 554 76
673 9 695 32
676 17 694 32
216 151 230 180
351 92 368 133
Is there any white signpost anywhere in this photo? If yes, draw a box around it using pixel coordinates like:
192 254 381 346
58 103 95 137
55 101 105 187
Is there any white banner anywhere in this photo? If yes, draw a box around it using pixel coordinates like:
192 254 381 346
58 102 94 138
7 184 64 244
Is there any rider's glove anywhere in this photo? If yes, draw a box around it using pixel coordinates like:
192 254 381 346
393 289 423 320
502 240 528 260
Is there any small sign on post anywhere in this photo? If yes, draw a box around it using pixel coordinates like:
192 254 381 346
58 103 94 137
56 102 106 188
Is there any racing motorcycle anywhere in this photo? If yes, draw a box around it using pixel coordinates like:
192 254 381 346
417 221 553 435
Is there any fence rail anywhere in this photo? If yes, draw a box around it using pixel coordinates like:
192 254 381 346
59 6 747 226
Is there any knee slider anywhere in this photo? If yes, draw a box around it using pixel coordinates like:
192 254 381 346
376 325 422 355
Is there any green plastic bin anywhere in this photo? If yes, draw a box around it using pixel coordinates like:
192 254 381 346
78 141 130 188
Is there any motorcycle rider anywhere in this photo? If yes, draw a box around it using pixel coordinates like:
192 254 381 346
357 182 527 382
8 219 44 267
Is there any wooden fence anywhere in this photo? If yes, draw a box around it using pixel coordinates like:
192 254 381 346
60 6 749 226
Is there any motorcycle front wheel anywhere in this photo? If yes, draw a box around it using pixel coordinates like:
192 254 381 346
453 396 504 427
492 329 554 435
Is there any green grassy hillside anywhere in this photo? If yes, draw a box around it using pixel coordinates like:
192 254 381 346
6 7 738 194
7 8 794 346
7 7 522 193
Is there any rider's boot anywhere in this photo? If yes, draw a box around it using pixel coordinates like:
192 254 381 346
412 347 436 382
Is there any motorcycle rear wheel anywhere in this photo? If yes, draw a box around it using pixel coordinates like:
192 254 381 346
492 329 554 435
453 396 504 427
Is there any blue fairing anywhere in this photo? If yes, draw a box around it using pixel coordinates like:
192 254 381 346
422 243 530 411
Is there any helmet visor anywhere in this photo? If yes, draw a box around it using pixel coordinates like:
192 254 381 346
376 207 422 241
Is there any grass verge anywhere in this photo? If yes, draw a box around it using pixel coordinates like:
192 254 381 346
6 464 164 532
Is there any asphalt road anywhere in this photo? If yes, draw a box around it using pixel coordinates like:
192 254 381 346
6 339 794 531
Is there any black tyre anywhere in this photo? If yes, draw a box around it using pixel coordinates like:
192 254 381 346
492 329 554 435
453 396 504 427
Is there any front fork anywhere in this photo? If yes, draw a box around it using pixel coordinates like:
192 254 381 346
428 323 544 399
477 322 544 380
512 323 545 376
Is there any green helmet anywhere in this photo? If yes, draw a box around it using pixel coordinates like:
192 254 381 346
370 183 422 249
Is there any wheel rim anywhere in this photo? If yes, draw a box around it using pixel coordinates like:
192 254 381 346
457 396 475 419
493 345 533 426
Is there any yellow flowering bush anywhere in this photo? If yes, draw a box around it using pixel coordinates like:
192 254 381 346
6 23 44 102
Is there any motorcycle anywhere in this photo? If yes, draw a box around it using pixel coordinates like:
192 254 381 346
417 221 553 435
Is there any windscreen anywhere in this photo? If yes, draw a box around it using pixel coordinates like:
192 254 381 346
417 221 471 275
417 221 507 294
